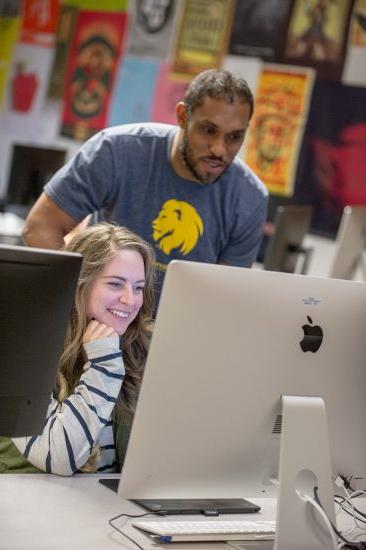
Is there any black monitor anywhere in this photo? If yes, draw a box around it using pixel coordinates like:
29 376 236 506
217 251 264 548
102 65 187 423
263 205 313 274
5 144 66 218
0 245 82 437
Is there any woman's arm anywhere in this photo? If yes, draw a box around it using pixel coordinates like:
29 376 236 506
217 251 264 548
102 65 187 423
14 334 124 476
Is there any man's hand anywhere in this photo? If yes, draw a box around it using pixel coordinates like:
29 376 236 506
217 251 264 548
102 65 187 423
83 320 119 344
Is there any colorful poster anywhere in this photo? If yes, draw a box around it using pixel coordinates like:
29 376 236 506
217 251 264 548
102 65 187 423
348 0 366 46
0 12 21 109
294 80 366 237
229 0 292 62
20 0 60 47
47 4 78 99
3 43 54 138
282 0 353 80
60 10 127 141
63 0 127 10
244 64 315 198
170 0 235 79
342 0 366 87
109 56 159 126
222 55 262 157
150 62 190 124
126 0 179 59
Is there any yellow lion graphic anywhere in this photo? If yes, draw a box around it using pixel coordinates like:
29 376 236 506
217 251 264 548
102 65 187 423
152 199 204 255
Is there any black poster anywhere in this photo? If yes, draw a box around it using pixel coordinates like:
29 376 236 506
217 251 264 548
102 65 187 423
295 79 366 237
229 0 292 61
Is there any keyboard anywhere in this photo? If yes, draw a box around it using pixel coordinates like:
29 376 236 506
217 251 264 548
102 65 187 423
132 519 276 542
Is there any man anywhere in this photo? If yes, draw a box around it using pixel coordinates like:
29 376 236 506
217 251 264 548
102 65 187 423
23 69 268 298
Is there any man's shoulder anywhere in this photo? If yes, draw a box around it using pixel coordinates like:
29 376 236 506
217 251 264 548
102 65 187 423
227 156 268 199
102 122 177 142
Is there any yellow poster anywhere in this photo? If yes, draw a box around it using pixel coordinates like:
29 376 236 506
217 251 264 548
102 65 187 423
0 15 21 109
244 65 314 197
349 0 366 46
171 0 235 79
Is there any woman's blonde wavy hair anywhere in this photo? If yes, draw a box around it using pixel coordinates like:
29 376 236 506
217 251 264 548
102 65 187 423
55 223 155 471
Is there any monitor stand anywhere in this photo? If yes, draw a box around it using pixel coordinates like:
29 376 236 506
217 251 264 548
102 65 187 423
274 395 336 550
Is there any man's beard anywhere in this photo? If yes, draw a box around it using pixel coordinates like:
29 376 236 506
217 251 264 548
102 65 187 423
179 132 205 183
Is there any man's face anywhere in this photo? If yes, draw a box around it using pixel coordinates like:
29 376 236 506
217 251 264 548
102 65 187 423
178 96 251 184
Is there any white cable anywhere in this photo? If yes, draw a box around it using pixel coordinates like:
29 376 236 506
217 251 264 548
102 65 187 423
342 487 366 531
304 495 339 550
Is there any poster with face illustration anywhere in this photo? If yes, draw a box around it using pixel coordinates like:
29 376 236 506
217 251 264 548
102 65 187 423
282 0 353 80
126 0 179 59
244 64 315 198
60 10 126 140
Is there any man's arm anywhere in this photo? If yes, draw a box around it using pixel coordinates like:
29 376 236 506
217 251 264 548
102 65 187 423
22 193 79 249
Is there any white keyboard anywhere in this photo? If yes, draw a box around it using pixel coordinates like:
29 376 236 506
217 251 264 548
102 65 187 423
132 519 276 542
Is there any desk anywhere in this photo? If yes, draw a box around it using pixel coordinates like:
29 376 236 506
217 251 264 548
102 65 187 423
0 474 276 550
1 474 365 549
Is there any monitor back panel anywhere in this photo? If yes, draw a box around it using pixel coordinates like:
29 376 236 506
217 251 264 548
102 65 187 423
119 261 366 499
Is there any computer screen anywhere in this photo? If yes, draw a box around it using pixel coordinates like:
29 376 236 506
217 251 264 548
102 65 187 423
6 144 66 209
0 244 82 437
329 205 366 280
263 205 313 274
119 260 366 500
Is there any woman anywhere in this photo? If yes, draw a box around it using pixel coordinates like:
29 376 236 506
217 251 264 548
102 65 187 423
4 223 155 475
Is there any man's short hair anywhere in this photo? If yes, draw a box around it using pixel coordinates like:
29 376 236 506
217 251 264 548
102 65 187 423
184 69 254 119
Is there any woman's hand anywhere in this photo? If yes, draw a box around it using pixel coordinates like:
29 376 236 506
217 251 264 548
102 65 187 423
83 319 119 343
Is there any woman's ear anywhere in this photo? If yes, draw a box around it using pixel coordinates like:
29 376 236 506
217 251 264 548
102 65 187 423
176 101 187 129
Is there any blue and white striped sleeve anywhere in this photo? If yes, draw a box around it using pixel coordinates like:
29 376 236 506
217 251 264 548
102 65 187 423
13 334 124 476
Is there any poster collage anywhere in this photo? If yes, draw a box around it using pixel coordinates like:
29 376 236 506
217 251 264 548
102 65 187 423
1 0 366 236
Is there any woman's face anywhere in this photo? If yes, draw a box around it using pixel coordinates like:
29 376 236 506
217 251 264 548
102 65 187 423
85 249 145 335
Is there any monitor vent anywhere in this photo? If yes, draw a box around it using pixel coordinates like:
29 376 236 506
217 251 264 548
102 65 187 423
272 414 282 434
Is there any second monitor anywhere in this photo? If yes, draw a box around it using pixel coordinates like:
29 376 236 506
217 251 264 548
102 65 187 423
263 205 313 274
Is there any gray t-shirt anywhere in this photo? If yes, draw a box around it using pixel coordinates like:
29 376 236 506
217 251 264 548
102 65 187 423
45 123 268 295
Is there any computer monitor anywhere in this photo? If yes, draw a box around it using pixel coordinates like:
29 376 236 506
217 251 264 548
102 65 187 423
0 244 82 437
263 205 313 274
329 205 366 280
118 260 366 547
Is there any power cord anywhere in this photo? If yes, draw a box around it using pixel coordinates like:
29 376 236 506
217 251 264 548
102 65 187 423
313 486 366 550
108 511 158 550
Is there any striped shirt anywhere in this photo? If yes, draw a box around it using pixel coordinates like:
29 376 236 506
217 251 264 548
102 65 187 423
13 335 124 476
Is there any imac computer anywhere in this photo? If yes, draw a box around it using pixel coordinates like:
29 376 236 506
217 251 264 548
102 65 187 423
118 260 366 549
263 205 313 274
329 205 366 280
0 244 82 437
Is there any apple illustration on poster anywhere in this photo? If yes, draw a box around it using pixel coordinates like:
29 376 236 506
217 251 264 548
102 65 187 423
11 62 38 112
300 315 324 353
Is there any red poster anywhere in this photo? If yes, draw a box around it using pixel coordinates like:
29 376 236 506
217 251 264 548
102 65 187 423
61 10 127 140
20 0 60 46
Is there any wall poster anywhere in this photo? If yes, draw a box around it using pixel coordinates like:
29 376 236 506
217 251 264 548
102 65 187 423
60 10 127 140
244 64 315 198
170 0 235 79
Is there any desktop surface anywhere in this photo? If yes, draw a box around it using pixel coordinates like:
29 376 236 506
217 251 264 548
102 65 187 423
0 474 275 550
1 475 364 550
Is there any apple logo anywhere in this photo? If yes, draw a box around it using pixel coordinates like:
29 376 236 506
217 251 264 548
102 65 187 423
300 316 323 353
